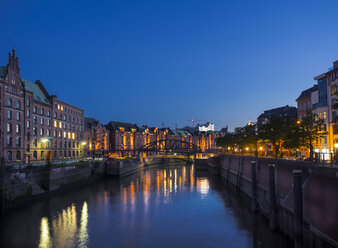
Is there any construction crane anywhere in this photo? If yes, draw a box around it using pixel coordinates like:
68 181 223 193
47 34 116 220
187 118 203 127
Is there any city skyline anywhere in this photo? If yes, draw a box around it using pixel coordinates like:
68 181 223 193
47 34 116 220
1 1 338 131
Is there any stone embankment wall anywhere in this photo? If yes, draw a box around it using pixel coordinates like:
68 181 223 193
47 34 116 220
0 161 106 212
196 155 338 248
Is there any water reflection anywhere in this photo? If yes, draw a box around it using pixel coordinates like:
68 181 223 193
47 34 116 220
1 165 292 248
78 202 88 248
38 217 51 248
37 202 89 248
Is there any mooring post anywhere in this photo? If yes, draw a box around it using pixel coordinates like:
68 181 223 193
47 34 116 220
251 161 258 212
293 170 303 248
268 163 277 230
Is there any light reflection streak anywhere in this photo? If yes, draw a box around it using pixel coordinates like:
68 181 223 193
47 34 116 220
52 204 77 248
38 217 51 248
78 201 89 248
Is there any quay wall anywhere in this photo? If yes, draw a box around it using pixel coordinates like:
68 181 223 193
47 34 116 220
0 157 189 212
196 155 338 248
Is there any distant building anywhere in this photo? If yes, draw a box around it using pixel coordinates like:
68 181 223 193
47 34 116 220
296 85 317 120
182 122 215 132
84 118 110 157
257 105 297 124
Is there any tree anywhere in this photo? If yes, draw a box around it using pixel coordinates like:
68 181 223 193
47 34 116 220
258 115 293 158
283 116 301 157
299 110 327 161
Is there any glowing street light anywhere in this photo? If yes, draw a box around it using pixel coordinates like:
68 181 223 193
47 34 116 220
245 147 249 151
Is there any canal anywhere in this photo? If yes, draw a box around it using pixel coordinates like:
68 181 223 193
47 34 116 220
0 165 292 248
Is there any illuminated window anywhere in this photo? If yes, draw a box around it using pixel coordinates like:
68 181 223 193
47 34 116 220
68 132 71 139
324 112 327 119
61 105 64 111
63 132 66 138
57 104 60 110
72 133 75 140
59 122 62 128
54 120 57 128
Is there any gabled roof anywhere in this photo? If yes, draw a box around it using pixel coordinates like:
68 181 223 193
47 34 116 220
296 85 317 101
22 79 50 105
85 117 99 129
257 105 297 120
105 121 138 132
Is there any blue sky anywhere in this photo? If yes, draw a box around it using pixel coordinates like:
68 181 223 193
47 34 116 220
1 0 338 131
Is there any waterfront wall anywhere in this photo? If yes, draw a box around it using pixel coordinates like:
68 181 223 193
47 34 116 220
0 161 105 212
197 155 338 248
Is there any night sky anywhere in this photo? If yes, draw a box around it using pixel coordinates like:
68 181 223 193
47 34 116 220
1 0 338 131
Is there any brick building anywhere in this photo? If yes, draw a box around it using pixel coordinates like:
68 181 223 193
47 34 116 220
0 50 84 165
105 120 218 157
84 117 109 157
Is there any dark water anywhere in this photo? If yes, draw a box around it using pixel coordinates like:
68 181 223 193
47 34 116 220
0 165 292 248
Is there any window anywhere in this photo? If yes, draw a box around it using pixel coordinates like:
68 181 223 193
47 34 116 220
33 151 37 159
47 110 50 116
40 108 44 115
16 100 20 109
40 117 44 125
40 128 44 136
33 127 36 136
26 99 30 106
8 110 11 119
54 120 57 128
33 116 37 124
47 119 50 126
41 151 44 159
53 130 57 137
16 124 20 134
27 120 30 128
33 106 37 113
57 104 60 110
7 151 12 162
33 139 37 147
54 111 57 118
7 98 12 107
7 123 11 133
59 122 62 128
63 131 66 138
324 112 327 119
27 109 30 117
16 137 21 146
16 151 20 161
63 114 66 120
61 105 64 111
7 136 12 146
47 129 50 136
16 112 20 121
59 113 62 119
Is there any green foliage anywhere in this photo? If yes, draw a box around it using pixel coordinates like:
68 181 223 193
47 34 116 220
216 111 326 159
299 110 327 160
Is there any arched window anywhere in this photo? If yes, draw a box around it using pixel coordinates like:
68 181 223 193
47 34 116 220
33 151 37 159
7 98 12 107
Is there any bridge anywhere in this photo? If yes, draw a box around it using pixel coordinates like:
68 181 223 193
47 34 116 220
137 139 202 155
